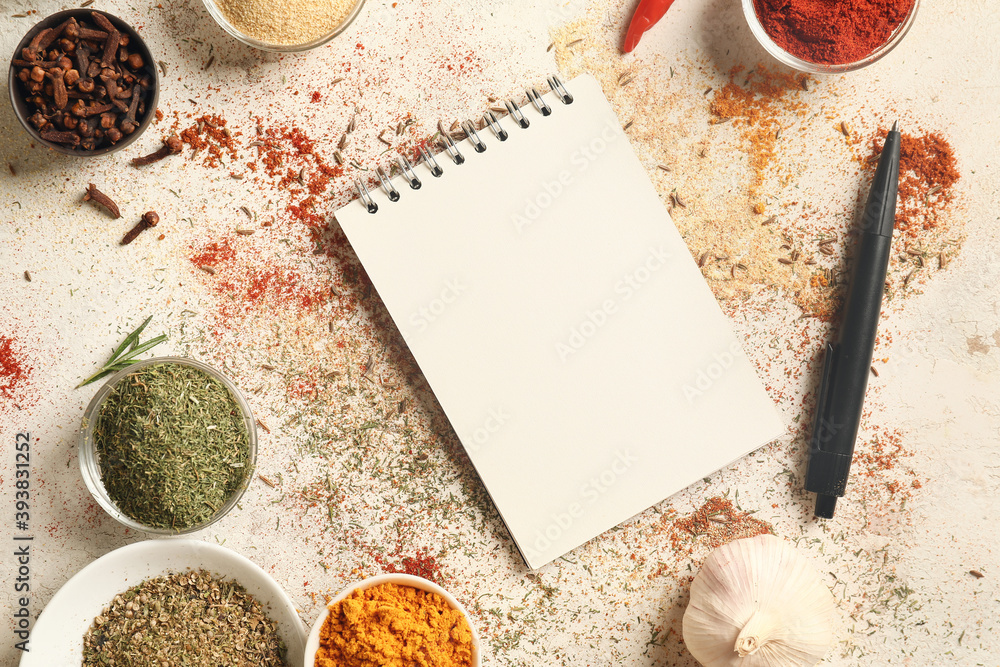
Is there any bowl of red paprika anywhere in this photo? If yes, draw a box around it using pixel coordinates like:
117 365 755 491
743 0 920 73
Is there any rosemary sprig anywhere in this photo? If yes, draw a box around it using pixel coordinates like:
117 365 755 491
77 316 167 388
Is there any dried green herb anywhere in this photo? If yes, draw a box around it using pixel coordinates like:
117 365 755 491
93 362 250 530
77 315 167 388
82 569 288 667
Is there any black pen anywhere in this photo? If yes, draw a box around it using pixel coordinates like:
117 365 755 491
805 121 901 519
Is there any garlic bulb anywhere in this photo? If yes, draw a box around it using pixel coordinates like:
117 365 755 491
682 534 836 667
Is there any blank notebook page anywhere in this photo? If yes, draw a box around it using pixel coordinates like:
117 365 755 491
335 74 784 569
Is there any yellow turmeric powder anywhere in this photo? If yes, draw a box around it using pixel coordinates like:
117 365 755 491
315 582 474 667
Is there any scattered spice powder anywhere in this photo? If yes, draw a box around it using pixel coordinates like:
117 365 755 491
863 129 960 245
226 265 331 311
179 114 240 168
848 425 920 532
316 582 473 667
710 65 811 207
190 238 237 270
189 238 332 315
253 122 343 234
381 550 444 584
0 335 32 403
854 426 909 477
671 496 773 550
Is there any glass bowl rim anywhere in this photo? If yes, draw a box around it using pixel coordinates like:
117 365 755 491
741 0 921 74
200 0 367 53
79 356 258 535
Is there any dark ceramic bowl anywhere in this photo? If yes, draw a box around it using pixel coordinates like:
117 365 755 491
8 9 159 156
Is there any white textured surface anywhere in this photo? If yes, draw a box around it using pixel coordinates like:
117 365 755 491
0 0 998 665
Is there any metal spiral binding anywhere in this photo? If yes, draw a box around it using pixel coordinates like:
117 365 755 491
526 88 551 116
483 111 508 141
355 178 378 214
355 76 572 213
439 132 466 164
462 120 487 153
418 145 444 176
376 167 400 202
397 156 421 189
547 76 573 104
504 99 529 129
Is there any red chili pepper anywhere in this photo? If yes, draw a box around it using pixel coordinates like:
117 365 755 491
622 0 677 53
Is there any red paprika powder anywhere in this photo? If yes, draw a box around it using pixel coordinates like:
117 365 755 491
0 335 31 401
753 0 916 65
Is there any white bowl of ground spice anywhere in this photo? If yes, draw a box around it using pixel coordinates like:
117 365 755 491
304 574 481 667
201 0 366 52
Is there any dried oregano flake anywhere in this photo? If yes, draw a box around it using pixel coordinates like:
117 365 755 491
82 569 288 667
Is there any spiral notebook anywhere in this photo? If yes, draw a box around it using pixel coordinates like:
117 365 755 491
335 74 783 569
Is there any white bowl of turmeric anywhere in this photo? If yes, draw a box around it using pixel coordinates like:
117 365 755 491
303 573 481 667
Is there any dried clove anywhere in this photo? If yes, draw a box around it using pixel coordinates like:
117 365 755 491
83 183 120 218
40 129 81 146
120 87 141 134
131 135 182 166
121 210 158 245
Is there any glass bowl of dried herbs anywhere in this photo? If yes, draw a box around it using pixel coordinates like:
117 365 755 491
79 357 257 534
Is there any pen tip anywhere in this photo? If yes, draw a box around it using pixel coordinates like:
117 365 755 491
891 120 899 132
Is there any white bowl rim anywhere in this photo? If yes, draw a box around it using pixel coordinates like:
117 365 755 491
19 539 306 667
303 573 482 667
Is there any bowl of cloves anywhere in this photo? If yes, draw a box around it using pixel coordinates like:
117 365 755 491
8 9 159 156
